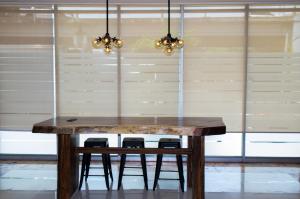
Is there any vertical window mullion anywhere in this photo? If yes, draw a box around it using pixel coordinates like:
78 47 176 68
242 4 250 161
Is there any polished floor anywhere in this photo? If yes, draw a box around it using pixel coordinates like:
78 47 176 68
0 160 299 199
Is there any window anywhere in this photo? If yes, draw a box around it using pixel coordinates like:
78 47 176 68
0 5 54 130
120 6 181 145
56 6 119 146
245 6 300 157
184 6 245 156
0 5 55 154
247 6 300 133
1 4 299 158
246 133 300 157
120 6 180 117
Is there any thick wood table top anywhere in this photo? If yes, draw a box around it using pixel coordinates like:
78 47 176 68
32 117 226 136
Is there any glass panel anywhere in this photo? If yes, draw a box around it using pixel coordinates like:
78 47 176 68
183 6 245 132
0 131 56 154
120 6 180 117
185 5 244 10
119 6 181 143
0 5 55 154
56 6 119 143
247 8 300 132
250 5 299 9
56 6 118 117
206 133 242 156
246 133 300 157
0 6 54 131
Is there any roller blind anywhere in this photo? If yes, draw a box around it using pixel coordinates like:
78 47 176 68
247 6 300 132
120 6 180 117
118 6 182 146
183 6 245 132
56 6 119 147
0 6 54 130
56 6 118 116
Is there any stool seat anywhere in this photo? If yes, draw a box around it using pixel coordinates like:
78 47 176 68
123 137 145 148
123 137 144 142
159 138 180 143
84 138 108 147
159 138 181 148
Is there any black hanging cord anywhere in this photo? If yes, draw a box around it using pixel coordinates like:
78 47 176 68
168 0 170 34
106 0 109 34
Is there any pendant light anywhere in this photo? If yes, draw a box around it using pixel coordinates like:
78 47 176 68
155 0 184 56
92 0 123 54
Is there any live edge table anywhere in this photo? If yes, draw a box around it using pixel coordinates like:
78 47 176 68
32 117 226 199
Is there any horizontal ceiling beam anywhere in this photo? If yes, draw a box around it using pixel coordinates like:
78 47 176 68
1 0 300 5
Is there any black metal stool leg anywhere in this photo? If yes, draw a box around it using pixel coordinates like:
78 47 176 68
79 154 87 190
176 154 185 192
140 154 148 190
102 154 110 190
85 153 92 181
153 154 163 190
118 154 126 190
107 154 113 181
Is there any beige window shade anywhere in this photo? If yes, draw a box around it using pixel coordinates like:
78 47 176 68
247 8 300 132
120 6 180 117
56 6 118 116
0 6 54 130
183 7 245 132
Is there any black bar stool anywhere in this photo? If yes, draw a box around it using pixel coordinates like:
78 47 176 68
117 137 148 190
79 138 113 190
153 138 185 192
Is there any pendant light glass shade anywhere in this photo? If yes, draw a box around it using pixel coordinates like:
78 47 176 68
155 0 184 56
92 0 123 54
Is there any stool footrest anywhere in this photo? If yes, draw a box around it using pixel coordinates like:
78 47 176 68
84 174 105 177
158 178 180 180
123 174 144 176
124 166 142 169
160 170 178 172
89 166 104 169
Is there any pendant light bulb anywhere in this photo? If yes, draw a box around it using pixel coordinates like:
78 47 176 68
104 45 112 54
163 39 168 46
155 40 162 49
92 38 102 49
164 47 174 56
103 37 110 44
114 39 123 48
176 39 184 48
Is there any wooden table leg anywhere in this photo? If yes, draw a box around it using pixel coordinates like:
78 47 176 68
192 136 205 199
57 134 79 199
187 136 193 188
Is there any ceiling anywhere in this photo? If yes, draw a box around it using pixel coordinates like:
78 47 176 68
0 0 300 5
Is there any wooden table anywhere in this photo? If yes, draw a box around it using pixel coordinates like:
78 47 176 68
32 117 226 199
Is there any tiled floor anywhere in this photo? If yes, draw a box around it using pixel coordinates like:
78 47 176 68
0 160 299 199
